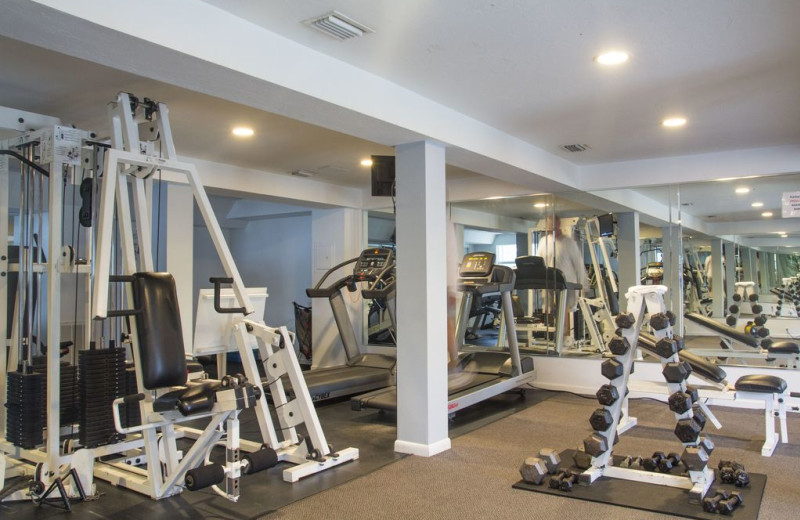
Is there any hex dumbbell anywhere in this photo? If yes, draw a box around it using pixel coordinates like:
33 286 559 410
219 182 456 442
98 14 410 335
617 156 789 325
657 452 681 473
641 451 666 472
519 457 548 485
718 491 743 515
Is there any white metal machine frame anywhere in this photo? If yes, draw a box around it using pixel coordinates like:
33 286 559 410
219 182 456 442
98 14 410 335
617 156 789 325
1 123 98 501
91 93 356 496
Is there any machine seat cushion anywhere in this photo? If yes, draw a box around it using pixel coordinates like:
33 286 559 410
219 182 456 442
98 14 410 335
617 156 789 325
153 380 220 416
767 341 800 354
735 374 787 394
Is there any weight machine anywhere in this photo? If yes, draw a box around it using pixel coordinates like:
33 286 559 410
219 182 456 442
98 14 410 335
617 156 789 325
89 93 356 498
1 120 98 503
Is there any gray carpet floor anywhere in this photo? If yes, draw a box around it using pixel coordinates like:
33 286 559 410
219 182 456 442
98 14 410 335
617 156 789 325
261 390 800 519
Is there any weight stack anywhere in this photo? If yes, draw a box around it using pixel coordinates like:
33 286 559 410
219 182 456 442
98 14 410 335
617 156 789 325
123 364 141 428
5 370 46 449
30 357 79 426
78 348 127 447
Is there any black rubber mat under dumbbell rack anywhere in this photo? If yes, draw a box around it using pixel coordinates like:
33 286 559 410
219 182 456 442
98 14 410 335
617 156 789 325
78 348 127 448
5 369 46 449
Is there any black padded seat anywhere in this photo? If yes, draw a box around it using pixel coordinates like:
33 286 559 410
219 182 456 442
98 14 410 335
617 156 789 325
735 374 788 394
684 312 760 348
153 380 221 416
187 360 205 374
767 341 800 354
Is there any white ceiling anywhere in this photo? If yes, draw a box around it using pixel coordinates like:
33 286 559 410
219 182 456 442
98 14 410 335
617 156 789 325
0 0 799 250
203 0 800 164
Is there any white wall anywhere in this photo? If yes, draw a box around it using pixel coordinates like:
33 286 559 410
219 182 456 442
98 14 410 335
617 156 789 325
310 208 364 369
192 225 231 322
229 215 312 330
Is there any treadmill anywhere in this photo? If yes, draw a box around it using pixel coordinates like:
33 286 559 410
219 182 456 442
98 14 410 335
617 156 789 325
351 252 535 414
300 248 397 402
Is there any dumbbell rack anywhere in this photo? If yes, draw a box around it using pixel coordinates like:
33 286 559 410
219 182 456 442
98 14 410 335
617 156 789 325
580 285 715 504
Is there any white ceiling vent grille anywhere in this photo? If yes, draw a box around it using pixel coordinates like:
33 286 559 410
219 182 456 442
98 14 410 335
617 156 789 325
304 11 373 40
559 144 591 153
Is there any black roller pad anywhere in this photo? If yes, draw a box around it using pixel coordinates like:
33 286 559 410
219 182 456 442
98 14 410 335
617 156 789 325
513 450 765 520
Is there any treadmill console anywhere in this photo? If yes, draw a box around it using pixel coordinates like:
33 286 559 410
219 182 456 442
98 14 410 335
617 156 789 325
459 252 495 278
354 248 394 277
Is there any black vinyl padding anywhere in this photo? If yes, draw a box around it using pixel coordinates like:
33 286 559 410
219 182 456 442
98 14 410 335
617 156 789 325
515 256 581 291
637 332 727 384
684 312 760 348
132 272 187 389
735 374 788 394
768 341 800 354
153 380 220 415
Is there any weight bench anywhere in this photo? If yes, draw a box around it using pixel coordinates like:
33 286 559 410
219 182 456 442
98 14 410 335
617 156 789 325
107 272 270 501
631 332 796 456
683 312 800 368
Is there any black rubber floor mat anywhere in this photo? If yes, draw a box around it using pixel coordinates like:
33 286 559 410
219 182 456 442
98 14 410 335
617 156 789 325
513 450 764 520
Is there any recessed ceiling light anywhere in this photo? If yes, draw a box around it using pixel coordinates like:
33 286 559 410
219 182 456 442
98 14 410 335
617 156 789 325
735 187 750 194
751 202 764 208
232 127 254 137
761 211 773 217
780 234 788 238
533 203 549 208
662 117 687 128
360 158 373 167
595 51 629 65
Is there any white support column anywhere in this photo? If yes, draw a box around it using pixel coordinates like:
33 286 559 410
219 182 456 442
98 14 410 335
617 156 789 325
710 239 724 317
166 183 194 353
741 247 756 289
759 252 772 294
723 241 736 310
394 141 450 457
616 212 640 313
661 225 683 330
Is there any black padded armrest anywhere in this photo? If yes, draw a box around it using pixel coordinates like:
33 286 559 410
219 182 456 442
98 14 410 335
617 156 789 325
767 341 800 354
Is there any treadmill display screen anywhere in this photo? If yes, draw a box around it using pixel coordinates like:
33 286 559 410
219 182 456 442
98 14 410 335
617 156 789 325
459 252 495 277
355 248 394 276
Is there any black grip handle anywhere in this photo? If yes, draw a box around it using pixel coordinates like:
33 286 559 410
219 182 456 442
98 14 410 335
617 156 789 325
123 393 146 404
210 277 246 314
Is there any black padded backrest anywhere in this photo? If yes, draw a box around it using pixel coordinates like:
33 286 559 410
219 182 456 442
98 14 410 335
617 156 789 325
514 256 567 290
132 272 187 389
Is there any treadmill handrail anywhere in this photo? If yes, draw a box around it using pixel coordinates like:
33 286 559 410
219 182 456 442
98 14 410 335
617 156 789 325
310 256 359 291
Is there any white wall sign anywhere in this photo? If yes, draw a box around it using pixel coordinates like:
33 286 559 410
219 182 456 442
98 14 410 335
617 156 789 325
782 191 800 218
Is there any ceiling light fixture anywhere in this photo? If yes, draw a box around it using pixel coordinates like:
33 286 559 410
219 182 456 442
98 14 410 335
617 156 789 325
662 117 687 128
761 211 773 217
595 51 629 65
232 127 254 137
735 187 750 194
360 158 373 167
751 202 764 208
533 203 549 208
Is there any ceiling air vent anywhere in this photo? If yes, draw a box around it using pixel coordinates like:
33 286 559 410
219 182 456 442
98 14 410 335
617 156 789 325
559 144 591 153
304 11 373 40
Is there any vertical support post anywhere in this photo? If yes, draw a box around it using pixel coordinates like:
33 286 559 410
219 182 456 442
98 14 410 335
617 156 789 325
616 212 640 313
741 248 756 289
394 141 450 456
710 239 724 317
661 224 684 331
0 154 8 437
46 159 62 469
723 241 736 313
166 184 194 353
